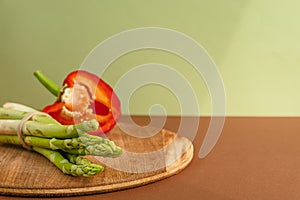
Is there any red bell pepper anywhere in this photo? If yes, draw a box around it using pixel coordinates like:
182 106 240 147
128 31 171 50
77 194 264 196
34 70 121 135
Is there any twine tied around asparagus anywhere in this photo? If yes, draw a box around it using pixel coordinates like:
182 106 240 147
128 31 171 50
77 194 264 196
17 112 50 150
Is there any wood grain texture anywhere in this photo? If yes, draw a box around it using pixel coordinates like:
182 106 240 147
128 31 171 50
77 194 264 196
0 123 193 197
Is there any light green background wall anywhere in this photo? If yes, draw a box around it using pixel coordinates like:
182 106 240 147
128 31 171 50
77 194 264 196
0 0 299 116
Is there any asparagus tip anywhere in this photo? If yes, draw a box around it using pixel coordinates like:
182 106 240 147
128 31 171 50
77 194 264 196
76 119 99 133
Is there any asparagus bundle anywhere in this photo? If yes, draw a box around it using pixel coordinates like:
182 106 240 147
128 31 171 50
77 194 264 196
0 103 122 177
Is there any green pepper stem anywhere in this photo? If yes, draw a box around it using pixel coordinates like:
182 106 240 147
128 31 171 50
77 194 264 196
34 70 61 97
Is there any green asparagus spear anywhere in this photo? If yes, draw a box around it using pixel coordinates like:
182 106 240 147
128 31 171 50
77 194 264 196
0 107 99 138
23 120 99 138
0 135 78 151
0 108 28 120
0 118 99 138
0 133 122 157
0 107 60 125
77 132 123 157
3 102 38 112
32 146 104 177
63 153 92 165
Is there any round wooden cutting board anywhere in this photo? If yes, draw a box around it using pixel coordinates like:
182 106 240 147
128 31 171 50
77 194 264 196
0 123 193 197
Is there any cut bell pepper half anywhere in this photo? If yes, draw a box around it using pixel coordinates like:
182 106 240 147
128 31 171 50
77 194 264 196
34 70 121 134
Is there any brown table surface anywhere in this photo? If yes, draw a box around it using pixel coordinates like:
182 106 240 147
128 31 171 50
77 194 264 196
1 116 300 200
